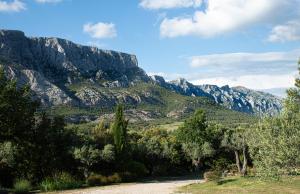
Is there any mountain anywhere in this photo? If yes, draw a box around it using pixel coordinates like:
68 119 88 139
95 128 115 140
150 76 282 116
0 30 281 124
0 29 149 106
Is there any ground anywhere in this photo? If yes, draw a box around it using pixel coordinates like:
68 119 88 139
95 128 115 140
43 176 202 194
176 176 300 194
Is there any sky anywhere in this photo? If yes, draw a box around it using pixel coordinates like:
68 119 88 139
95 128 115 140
0 0 300 96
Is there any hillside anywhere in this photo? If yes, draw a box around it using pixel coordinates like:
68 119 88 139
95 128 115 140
0 29 280 124
151 76 282 115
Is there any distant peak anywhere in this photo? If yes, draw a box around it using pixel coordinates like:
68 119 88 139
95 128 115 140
0 29 25 37
150 75 166 83
221 85 230 90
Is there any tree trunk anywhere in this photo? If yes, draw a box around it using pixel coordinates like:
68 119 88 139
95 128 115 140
234 150 242 173
193 158 201 172
241 146 248 176
84 168 89 179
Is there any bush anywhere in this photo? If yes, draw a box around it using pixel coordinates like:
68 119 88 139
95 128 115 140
86 174 108 186
152 165 168 176
107 173 122 183
40 172 81 192
123 161 148 179
87 173 122 186
13 179 31 194
204 171 222 182
120 171 134 182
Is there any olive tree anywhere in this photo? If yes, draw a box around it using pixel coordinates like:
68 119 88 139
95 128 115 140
247 60 300 178
222 127 248 176
177 110 216 171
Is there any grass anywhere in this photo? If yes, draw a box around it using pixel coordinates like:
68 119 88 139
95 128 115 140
13 179 32 194
177 176 300 194
40 172 82 192
158 122 183 131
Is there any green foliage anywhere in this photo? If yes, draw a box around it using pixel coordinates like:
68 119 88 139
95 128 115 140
179 176 300 194
136 128 184 175
92 119 112 146
13 179 31 194
221 127 249 175
0 68 38 143
204 171 222 182
0 141 15 168
111 104 128 155
74 145 101 178
248 60 300 179
40 172 81 192
21 114 74 182
49 82 256 128
101 144 115 163
177 110 217 170
122 160 149 179
248 116 300 179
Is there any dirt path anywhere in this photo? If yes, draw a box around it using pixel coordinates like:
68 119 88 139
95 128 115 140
46 177 203 194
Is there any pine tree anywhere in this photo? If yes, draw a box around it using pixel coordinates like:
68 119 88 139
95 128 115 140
111 104 128 155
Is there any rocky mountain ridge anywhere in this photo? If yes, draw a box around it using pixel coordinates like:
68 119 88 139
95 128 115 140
150 75 282 115
0 29 282 117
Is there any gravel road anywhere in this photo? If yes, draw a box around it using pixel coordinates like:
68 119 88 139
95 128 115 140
45 177 203 194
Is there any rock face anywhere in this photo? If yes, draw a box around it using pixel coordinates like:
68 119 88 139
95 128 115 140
0 30 282 116
150 76 282 115
0 30 149 106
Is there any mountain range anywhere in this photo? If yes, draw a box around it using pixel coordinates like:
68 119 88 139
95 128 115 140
0 30 283 123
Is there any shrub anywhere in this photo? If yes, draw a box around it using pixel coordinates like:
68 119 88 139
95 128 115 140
107 173 122 183
40 172 81 192
13 179 31 194
123 161 148 179
120 171 133 182
86 174 107 186
152 165 168 176
204 171 222 182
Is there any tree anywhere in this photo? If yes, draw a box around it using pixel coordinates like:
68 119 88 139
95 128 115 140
137 128 183 175
284 60 300 115
101 144 115 163
17 114 74 182
176 110 216 171
0 68 38 143
92 119 112 146
111 104 128 155
74 145 101 179
222 127 248 176
247 60 300 178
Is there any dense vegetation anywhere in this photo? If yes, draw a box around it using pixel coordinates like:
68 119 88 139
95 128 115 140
0 61 299 193
49 82 257 127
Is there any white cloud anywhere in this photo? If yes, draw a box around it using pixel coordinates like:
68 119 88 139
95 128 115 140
160 0 285 38
190 73 296 90
268 20 300 42
149 49 299 90
140 0 202 10
0 0 26 12
35 0 62 3
190 50 299 69
83 22 117 39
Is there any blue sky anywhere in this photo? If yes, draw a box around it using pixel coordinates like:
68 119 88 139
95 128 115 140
0 0 299 95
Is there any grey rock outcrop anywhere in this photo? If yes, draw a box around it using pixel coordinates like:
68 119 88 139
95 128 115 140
151 76 283 115
0 29 149 106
